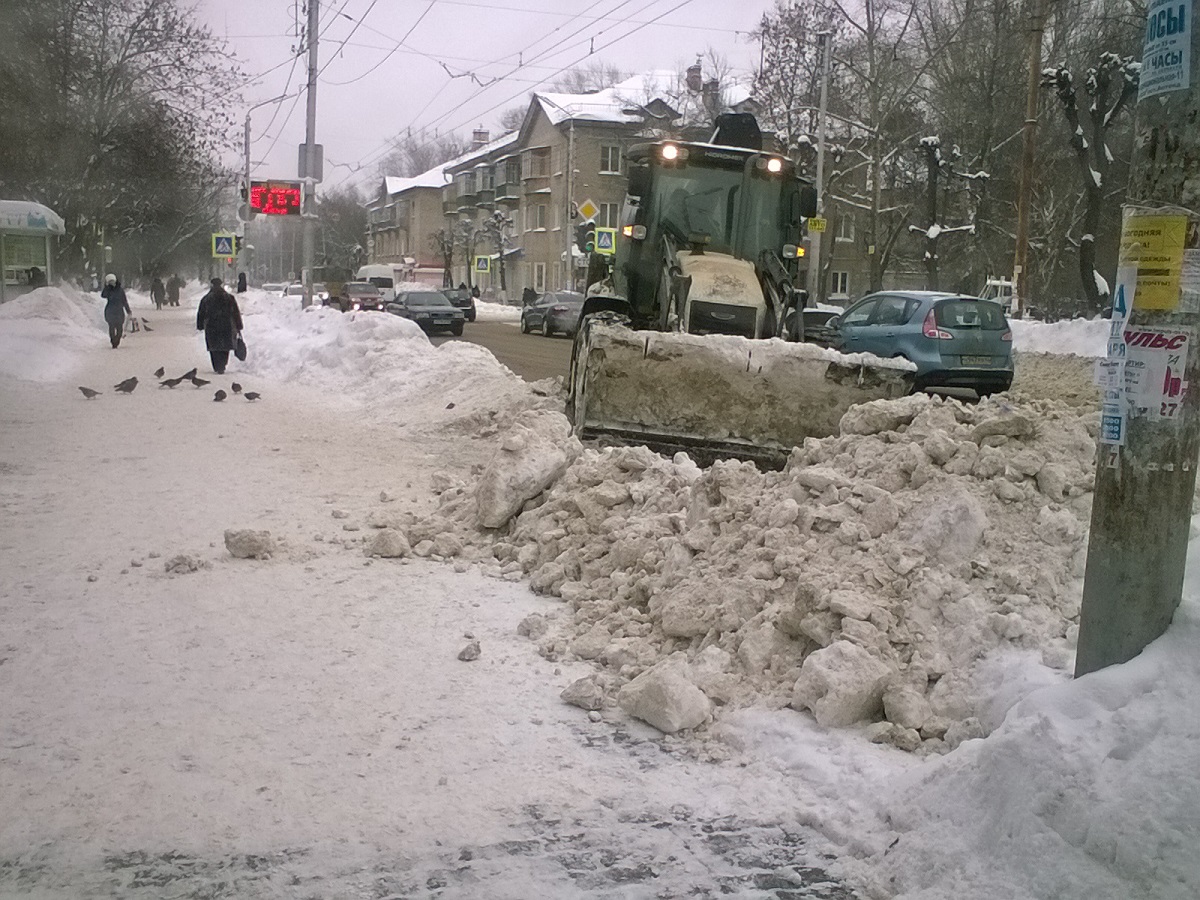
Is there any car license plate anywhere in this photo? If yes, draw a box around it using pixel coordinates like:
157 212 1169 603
434 319 451 325
961 355 993 366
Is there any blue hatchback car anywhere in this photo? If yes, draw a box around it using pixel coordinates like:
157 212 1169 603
827 291 1014 396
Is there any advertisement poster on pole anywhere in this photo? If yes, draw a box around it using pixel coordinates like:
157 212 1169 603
1138 0 1193 102
1120 209 1188 310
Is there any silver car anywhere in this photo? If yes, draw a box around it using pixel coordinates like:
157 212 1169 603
520 291 585 336
829 291 1014 396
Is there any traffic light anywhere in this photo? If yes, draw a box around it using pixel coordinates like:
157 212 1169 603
575 219 597 254
234 236 243 255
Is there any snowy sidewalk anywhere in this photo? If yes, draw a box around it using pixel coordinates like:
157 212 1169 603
0 299 851 898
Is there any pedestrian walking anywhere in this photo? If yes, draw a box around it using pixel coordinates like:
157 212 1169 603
150 276 166 311
166 274 182 307
100 274 132 349
237 272 247 294
196 277 243 375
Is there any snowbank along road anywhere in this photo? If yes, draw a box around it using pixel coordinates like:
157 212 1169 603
0 286 1195 900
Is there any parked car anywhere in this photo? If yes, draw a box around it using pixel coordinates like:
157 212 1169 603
823 291 1013 395
313 282 330 304
520 290 586 336
781 308 842 347
261 282 285 294
330 281 384 312
387 290 465 335
285 283 306 299
441 287 476 322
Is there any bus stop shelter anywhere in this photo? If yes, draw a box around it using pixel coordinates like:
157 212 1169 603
0 200 66 304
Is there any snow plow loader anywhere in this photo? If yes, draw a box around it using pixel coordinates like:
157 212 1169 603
567 114 915 466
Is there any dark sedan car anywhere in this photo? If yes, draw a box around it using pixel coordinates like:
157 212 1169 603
520 291 585 337
330 281 384 312
442 288 476 322
387 290 465 335
823 291 1014 396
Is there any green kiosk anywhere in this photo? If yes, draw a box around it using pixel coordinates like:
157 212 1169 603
0 200 65 304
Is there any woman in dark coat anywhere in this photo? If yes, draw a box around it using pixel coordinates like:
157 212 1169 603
150 276 166 310
196 277 243 374
100 273 131 348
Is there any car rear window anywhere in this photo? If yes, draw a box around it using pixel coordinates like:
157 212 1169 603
367 277 393 289
935 299 1006 330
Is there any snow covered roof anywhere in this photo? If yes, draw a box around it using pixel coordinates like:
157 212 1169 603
0 200 65 235
533 71 755 130
383 170 447 196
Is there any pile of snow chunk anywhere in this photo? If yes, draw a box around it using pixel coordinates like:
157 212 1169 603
407 392 1099 751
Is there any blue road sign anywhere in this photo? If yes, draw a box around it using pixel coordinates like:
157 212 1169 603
212 233 235 258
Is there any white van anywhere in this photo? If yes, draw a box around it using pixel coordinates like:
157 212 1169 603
355 264 400 303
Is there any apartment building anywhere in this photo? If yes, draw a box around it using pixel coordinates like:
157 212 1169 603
364 169 448 284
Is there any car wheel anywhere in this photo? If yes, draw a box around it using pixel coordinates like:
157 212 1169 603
520 315 530 334
451 322 464 336
541 318 552 337
468 310 476 322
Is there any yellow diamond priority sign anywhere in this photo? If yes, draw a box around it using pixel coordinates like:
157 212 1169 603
578 198 599 221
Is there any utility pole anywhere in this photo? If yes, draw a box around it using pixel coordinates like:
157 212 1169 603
1013 0 1050 318
1075 5 1200 675
806 31 832 305
301 0 319 309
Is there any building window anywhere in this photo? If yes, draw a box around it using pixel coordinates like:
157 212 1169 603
554 206 562 230
536 204 547 230
479 167 494 191
523 204 533 233
599 145 622 174
836 216 854 242
534 262 546 291
505 159 520 185
831 271 850 296
599 202 620 228
522 148 550 179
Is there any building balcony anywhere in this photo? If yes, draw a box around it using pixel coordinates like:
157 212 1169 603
476 188 495 207
494 181 520 203
456 192 479 210
443 198 458 215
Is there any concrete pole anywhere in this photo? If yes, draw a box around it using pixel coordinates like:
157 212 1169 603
806 31 832 304
1075 11 1200 675
1012 0 1048 318
301 0 319 309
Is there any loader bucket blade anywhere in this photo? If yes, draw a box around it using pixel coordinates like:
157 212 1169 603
568 320 916 464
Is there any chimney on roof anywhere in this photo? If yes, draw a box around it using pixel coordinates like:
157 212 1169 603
471 128 489 149
686 61 703 93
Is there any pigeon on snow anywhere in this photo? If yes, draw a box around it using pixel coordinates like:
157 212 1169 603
78 386 101 399
180 368 197 380
190 376 210 388
244 391 261 401
153 367 165 378
159 376 185 388
231 382 242 394
113 377 138 394
213 390 227 402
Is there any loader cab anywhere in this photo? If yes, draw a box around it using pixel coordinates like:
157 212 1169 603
613 140 814 329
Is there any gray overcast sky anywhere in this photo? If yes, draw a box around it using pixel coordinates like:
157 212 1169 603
198 0 776 192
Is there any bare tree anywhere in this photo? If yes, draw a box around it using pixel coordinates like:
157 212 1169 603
1042 52 1138 311
550 60 625 94
430 228 454 288
478 210 514 293
376 130 468 179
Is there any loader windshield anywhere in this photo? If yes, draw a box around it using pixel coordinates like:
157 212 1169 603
652 163 785 259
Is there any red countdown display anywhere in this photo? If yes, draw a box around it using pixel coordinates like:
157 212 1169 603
249 180 303 216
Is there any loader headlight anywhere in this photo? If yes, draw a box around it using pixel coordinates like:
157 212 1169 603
766 157 783 173
659 144 688 162
623 224 647 240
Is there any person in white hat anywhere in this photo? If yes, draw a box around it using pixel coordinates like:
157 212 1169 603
100 274 131 349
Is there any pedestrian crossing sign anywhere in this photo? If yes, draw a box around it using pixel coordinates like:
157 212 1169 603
212 233 235 258
474 255 490 273
595 227 617 255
